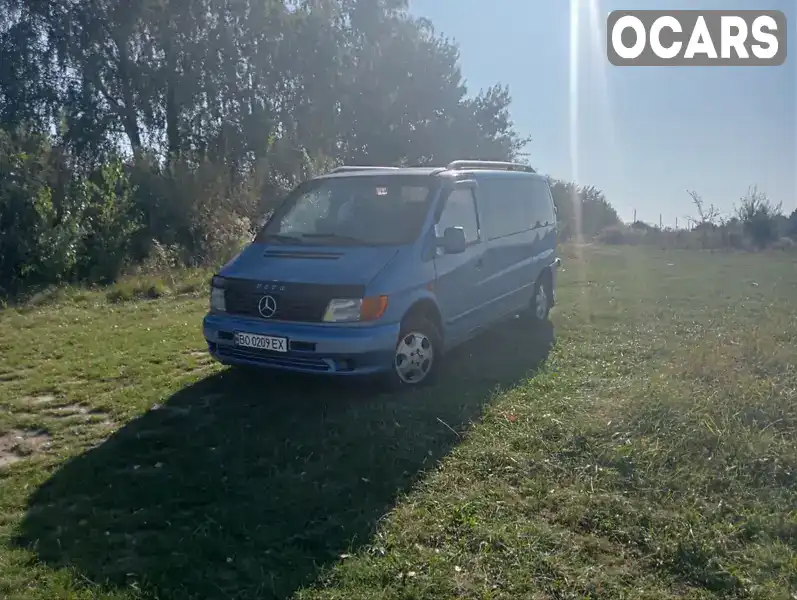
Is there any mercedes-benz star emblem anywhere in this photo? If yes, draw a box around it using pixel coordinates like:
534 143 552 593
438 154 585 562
258 295 277 318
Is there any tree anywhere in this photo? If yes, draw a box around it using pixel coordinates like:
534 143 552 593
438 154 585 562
787 208 797 240
0 127 81 293
549 180 620 241
0 0 548 294
736 185 782 248
687 189 720 228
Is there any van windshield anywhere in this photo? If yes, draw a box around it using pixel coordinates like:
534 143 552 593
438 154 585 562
256 175 437 246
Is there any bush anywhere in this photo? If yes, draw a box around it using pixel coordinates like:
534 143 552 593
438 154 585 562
736 186 782 249
0 134 285 300
596 224 645 245
549 181 620 241
787 209 797 239
104 267 211 304
592 185 788 253
74 160 142 283
0 127 83 295
106 277 170 303
128 157 260 269
771 237 796 252
596 224 757 252
0 128 151 295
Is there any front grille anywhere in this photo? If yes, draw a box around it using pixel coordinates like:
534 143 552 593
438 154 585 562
216 345 332 371
223 279 365 323
225 290 328 321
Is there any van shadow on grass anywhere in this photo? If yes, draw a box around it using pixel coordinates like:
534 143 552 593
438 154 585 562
16 319 554 600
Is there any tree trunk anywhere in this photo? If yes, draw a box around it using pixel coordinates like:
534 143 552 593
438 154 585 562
117 43 141 153
165 43 180 163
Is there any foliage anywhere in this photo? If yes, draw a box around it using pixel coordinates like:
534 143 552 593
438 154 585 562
0 0 547 296
0 128 81 295
597 186 793 252
597 223 645 245
548 180 620 240
0 127 146 295
74 160 142 283
736 185 783 249
598 223 751 251
687 189 720 226
788 208 797 238
3 0 789 297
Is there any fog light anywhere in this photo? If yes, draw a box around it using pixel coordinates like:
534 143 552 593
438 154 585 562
337 359 354 371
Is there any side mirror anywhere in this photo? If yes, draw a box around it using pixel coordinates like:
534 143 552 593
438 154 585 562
440 226 467 254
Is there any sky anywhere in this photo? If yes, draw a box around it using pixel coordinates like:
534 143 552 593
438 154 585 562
408 0 796 226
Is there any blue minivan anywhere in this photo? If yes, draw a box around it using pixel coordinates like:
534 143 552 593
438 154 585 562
203 160 560 387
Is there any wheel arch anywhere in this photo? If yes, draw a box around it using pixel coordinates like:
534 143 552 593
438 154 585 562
402 297 444 339
538 265 554 306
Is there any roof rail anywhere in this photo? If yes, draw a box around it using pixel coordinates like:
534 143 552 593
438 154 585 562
445 160 536 173
329 165 400 173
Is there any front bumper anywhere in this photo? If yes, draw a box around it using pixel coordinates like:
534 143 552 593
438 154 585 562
203 313 400 376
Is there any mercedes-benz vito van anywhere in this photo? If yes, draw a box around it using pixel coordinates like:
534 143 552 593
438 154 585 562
203 160 560 387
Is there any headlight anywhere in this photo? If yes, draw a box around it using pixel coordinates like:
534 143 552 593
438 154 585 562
210 276 226 312
323 299 361 322
323 296 388 322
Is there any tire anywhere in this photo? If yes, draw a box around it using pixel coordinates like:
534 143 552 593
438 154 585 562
386 313 442 389
528 272 552 325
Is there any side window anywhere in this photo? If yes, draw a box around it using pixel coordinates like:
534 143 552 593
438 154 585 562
518 179 539 229
526 179 542 228
437 189 480 243
480 178 530 239
532 179 555 226
502 180 523 235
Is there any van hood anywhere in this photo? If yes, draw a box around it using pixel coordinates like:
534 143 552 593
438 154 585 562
219 242 401 286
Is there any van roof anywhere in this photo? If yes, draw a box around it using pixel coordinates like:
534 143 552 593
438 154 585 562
314 160 540 181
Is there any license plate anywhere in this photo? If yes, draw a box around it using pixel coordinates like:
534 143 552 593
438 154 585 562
234 332 288 353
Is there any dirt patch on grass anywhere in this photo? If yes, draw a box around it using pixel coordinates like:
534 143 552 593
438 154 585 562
0 429 52 468
21 394 58 406
0 371 24 382
185 364 215 376
43 404 111 425
59 378 90 387
48 403 91 416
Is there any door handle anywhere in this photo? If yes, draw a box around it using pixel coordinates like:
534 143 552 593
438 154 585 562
475 257 484 269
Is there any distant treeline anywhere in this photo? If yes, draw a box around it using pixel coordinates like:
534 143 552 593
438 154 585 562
598 187 797 251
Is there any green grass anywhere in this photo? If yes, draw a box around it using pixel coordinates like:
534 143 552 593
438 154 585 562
0 245 795 599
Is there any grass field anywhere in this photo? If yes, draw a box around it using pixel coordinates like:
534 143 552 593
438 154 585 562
1 245 795 600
